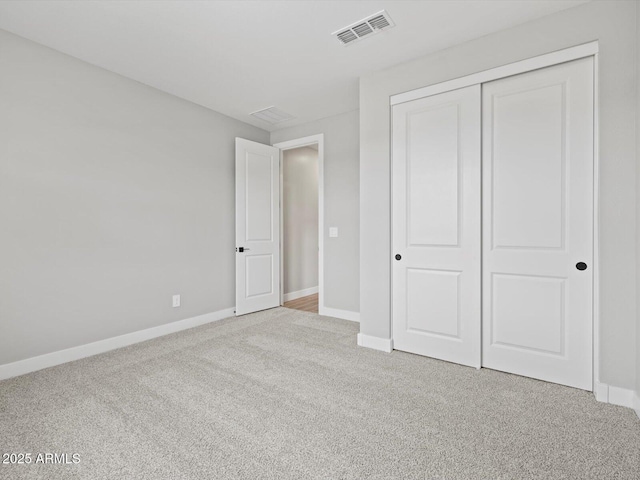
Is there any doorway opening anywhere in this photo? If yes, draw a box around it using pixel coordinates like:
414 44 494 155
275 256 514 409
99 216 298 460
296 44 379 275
273 134 324 314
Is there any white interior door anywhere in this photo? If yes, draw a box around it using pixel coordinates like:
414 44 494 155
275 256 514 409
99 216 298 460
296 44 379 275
235 138 280 316
482 57 594 390
392 84 481 368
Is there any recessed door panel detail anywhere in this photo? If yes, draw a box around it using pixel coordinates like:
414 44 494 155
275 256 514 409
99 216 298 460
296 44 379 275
407 104 460 247
245 152 273 242
491 83 566 250
491 273 565 355
406 268 460 339
245 254 273 298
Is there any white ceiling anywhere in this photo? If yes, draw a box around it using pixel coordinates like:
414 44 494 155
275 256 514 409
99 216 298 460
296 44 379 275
0 1 589 131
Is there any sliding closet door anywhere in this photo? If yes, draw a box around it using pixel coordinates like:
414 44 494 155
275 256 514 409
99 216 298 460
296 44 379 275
482 58 594 390
392 85 481 368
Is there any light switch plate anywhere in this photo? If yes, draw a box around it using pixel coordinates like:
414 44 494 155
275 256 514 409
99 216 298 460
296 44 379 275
329 227 338 238
172 295 181 308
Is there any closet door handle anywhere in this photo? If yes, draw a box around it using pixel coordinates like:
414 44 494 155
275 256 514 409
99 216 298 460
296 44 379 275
395 254 402 261
576 262 587 271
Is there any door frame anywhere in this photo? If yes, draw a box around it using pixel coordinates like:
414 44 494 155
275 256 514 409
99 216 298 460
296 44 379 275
273 134 325 314
389 41 601 393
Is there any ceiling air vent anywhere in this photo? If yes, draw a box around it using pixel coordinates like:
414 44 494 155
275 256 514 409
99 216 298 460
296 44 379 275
250 106 295 125
352 23 373 38
332 10 395 46
337 30 358 44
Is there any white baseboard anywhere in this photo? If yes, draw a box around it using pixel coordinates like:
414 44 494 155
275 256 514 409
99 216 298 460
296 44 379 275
320 306 360 323
593 381 637 411
594 381 609 403
608 385 635 408
0 307 235 381
356 333 393 353
283 286 319 302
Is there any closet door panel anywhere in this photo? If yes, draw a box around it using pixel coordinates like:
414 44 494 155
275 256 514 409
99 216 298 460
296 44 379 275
392 85 481 368
482 57 594 390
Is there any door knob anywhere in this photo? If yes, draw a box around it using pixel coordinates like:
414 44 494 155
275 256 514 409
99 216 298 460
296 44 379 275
576 262 587 271
236 247 250 253
395 254 402 261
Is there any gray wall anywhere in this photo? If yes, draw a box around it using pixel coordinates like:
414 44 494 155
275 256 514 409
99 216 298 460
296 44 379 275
360 0 637 390
636 2 640 402
0 29 269 365
283 146 318 295
272 110 359 313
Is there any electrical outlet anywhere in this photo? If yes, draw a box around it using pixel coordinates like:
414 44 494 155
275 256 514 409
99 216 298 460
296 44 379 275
172 295 180 308
329 227 339 238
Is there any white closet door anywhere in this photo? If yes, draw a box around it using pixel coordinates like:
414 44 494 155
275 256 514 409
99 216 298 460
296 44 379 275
392 85 481 368
482 58 594 390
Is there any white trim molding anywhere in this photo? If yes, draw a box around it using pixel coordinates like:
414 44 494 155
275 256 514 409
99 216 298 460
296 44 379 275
0 307 235 381
357 333 393 353
593 381 609 403
592 51 601 401
608 385 635 408
321 306 360 323
593 381 637 410
283 286 319 302
391 41 599 106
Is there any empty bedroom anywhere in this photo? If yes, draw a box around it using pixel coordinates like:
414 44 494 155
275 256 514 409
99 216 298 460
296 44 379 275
1 1 639 479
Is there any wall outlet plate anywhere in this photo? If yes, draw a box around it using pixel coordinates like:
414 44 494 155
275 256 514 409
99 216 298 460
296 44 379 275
172 295 181 308
329 227 339 238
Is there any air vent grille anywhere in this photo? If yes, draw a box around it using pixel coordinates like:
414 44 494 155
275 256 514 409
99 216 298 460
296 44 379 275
337 30 358 44
352 23 373 37
332 10 395 46
368 14 390 30
250 106 295 125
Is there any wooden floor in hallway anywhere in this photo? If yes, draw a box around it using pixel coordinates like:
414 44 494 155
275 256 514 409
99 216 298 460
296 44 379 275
283 293 318 313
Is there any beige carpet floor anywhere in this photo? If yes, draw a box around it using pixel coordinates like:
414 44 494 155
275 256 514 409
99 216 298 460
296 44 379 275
1 307 639 479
